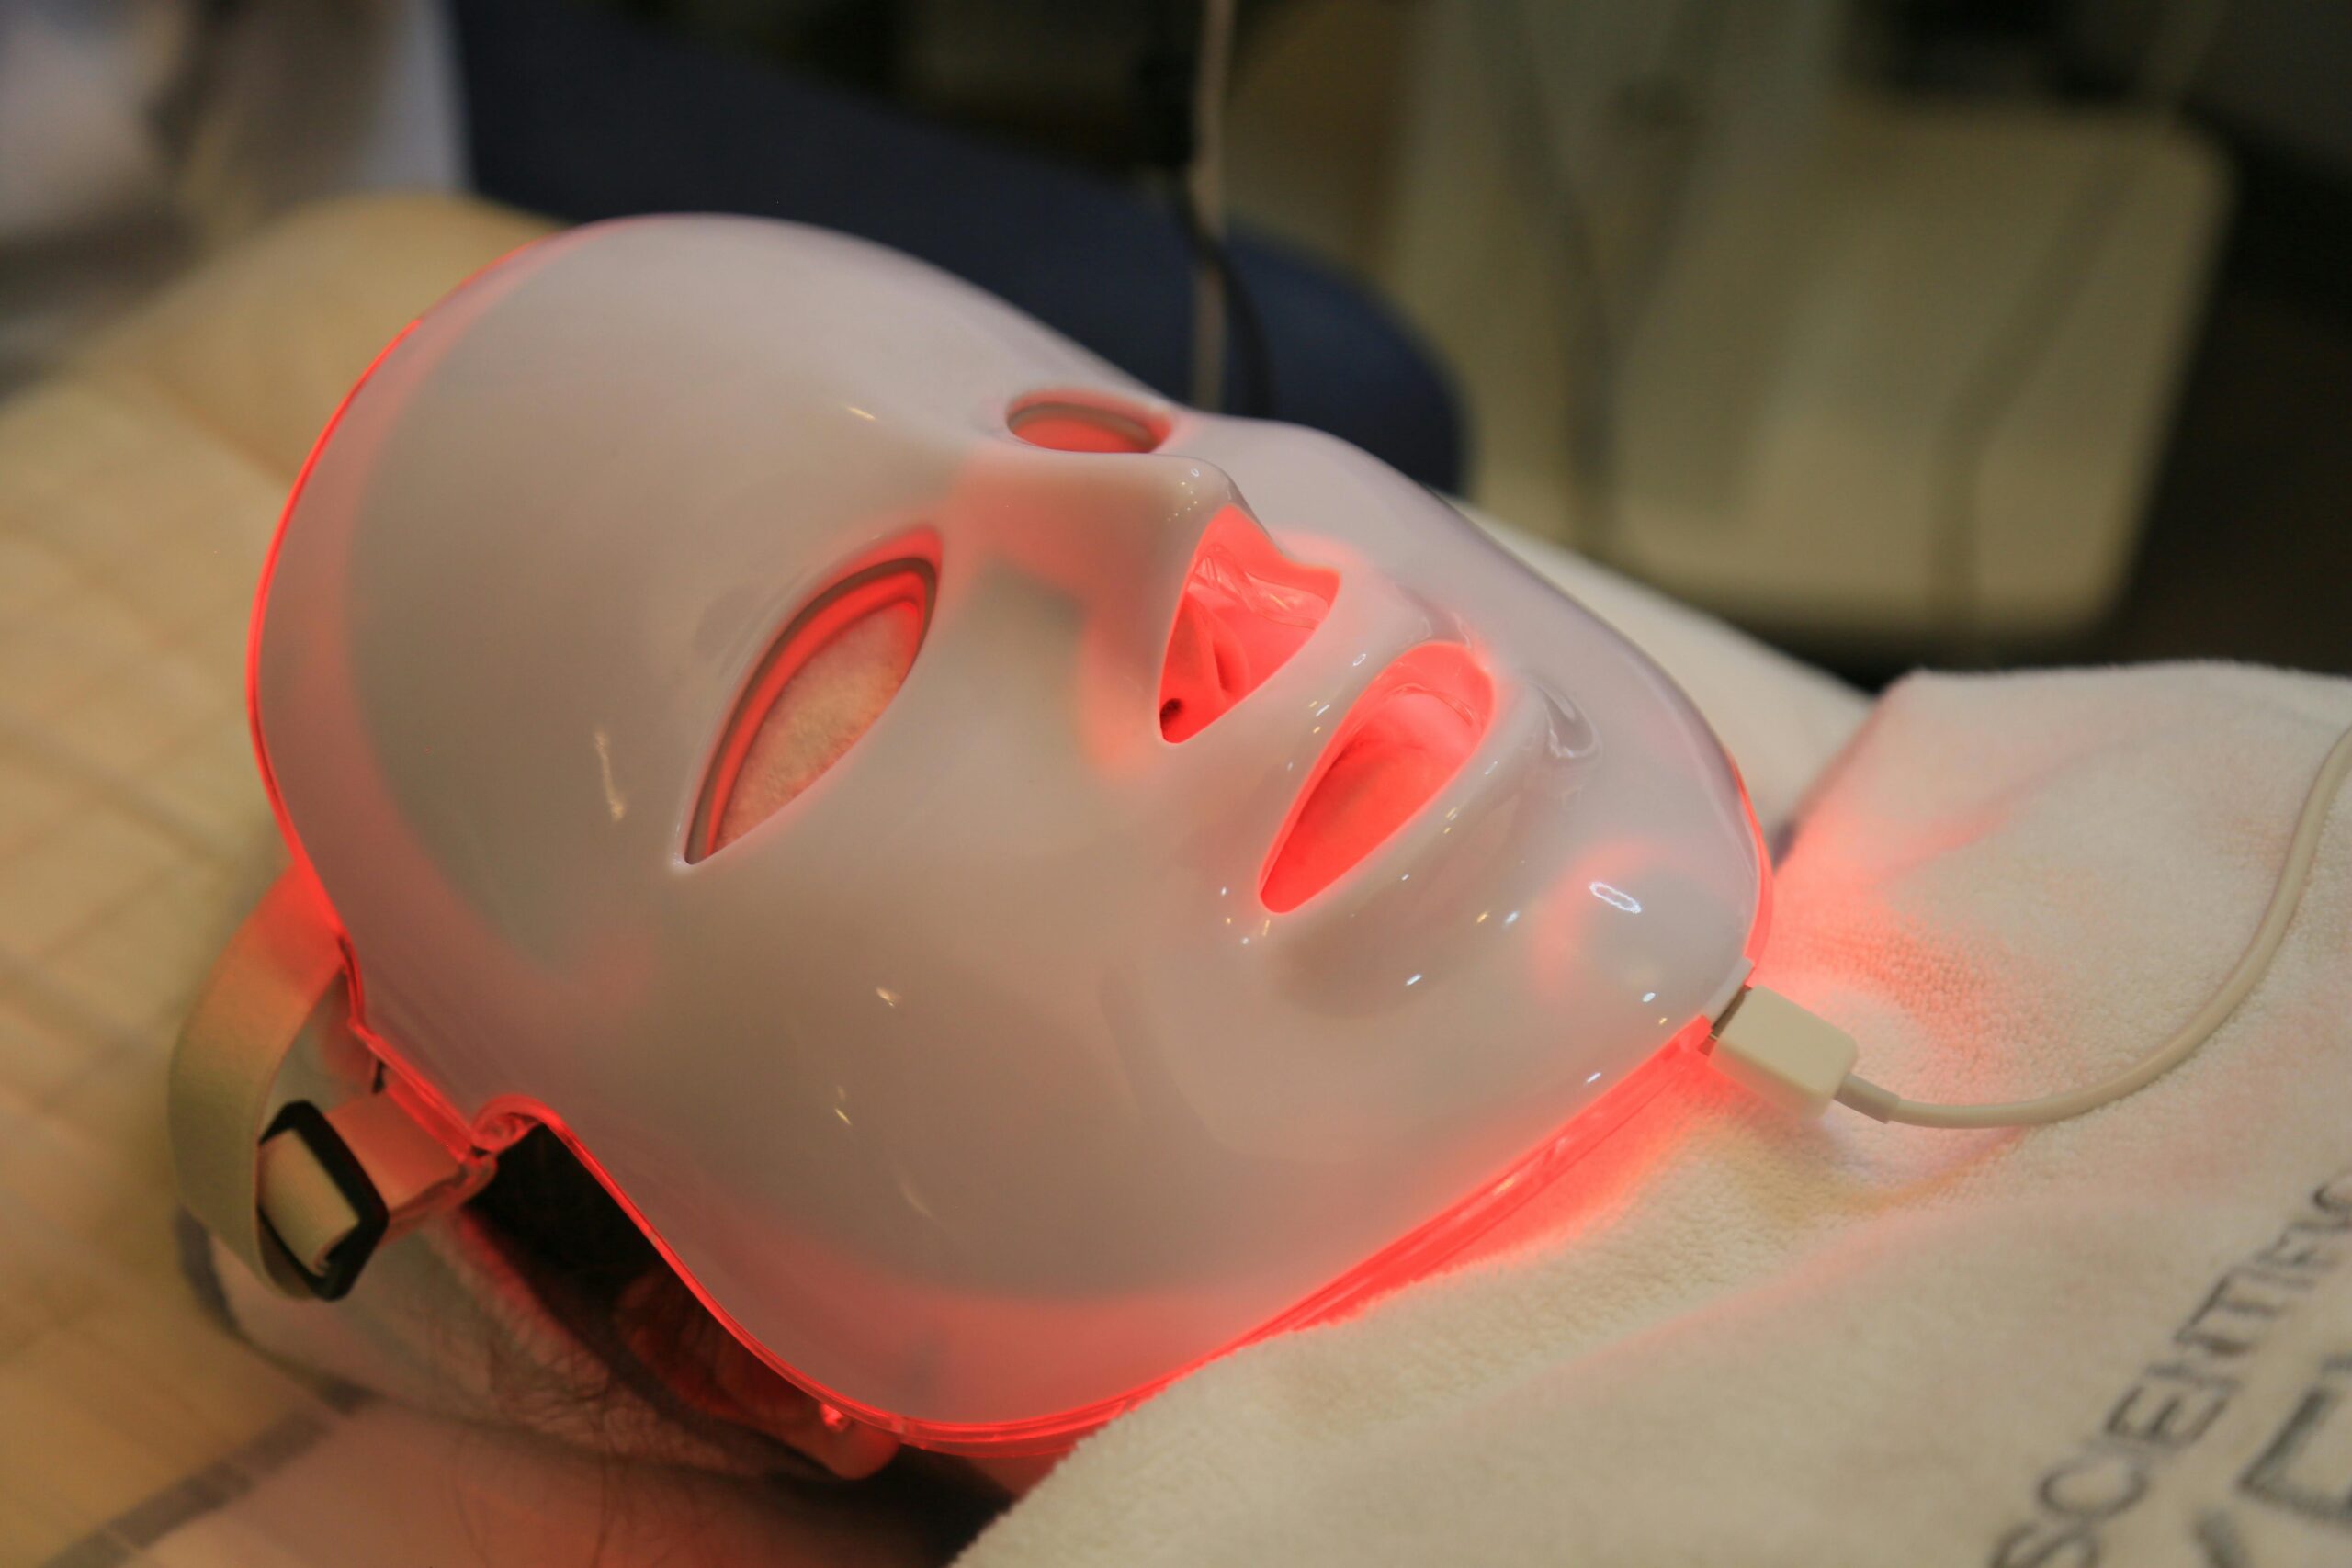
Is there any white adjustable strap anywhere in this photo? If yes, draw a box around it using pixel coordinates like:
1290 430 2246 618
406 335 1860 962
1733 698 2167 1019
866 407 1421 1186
169 869 492 1299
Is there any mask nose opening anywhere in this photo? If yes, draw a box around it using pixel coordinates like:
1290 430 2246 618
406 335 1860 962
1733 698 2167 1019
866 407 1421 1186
1261 643 1492 912
1159 507 1337 742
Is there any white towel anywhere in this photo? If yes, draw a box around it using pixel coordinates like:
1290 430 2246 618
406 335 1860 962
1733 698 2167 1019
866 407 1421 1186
957 661 2352 1568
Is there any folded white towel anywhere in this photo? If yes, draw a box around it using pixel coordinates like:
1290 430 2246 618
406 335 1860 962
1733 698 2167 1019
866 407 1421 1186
958 661 2352 1568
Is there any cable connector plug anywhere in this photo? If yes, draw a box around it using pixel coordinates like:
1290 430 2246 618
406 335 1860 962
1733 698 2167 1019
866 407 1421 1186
1707 986 1859 1119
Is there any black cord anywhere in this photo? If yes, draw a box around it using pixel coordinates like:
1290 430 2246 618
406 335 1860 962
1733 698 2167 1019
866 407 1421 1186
1137 0 1267 417
1177 181 1276 418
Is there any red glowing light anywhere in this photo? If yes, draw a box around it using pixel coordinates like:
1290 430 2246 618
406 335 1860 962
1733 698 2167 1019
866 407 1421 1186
1261 642 1493 912
1159 507 1336 742
692 558 933 861
246 320 418 886
461 1021 1706 1457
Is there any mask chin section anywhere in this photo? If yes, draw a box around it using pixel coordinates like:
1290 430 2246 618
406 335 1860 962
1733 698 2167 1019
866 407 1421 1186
1261 643 1492 913
1159 507 1337 742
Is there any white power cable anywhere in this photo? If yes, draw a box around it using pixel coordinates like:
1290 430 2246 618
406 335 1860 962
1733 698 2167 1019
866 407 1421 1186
1714 717 2352 1129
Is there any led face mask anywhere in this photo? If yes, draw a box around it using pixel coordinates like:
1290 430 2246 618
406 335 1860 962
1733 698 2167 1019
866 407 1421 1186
190 217 1768 1451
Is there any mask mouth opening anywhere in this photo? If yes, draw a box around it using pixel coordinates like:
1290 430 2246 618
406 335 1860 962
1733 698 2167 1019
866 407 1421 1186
690 558 934 861
1159 507 1337 742
1261 643 1493 913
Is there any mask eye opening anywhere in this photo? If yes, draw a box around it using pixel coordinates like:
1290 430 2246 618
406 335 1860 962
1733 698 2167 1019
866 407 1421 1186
688 557 935 863
1007 391 1168 454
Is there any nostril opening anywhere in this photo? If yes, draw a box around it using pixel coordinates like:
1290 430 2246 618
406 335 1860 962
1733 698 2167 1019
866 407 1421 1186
1008 392 1166 454
1158 507 1337 743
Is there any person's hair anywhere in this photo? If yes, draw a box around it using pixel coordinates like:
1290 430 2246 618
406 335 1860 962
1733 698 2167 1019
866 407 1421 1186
469 1128 1008 1557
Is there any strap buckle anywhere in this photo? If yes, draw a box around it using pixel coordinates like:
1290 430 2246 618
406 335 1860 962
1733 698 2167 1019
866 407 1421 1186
173 867 493 1303
255 1085 496 1301
258 1100 388 1301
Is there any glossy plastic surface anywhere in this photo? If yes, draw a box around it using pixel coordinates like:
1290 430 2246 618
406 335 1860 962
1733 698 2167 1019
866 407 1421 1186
251 217 1765 1442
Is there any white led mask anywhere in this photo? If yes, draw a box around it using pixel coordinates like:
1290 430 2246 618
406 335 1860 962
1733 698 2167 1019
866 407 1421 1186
219 217 1768 1450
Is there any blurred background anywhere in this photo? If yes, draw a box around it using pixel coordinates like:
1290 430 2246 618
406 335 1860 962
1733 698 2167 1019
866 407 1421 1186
5 0 2346 683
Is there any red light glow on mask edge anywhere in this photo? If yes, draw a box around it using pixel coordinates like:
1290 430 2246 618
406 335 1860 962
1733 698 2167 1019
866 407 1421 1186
454 1020 1710 1457
246 318 418 892
249 230 563 904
